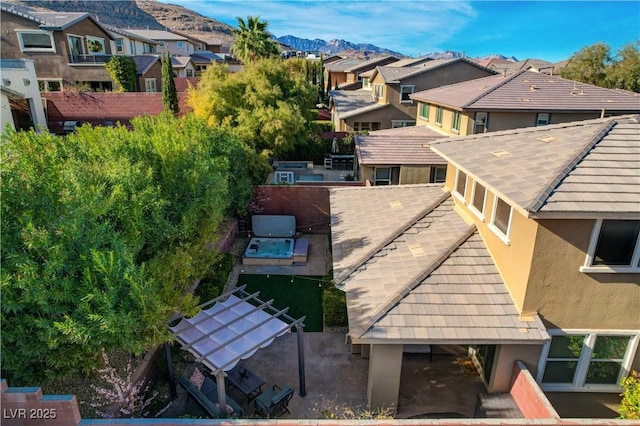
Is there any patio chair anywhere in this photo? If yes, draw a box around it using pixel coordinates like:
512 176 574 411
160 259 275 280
254 384 293 417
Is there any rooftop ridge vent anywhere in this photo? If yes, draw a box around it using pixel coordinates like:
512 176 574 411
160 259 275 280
537 136 560 143
491 150 511 158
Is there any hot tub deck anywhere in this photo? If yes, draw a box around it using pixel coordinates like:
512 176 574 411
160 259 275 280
238 234 327 276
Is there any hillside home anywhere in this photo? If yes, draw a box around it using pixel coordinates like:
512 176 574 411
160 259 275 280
190 51 225 75
329 115 640 412
411 70 640 137
106 26 158 56
126 29 196 56
324 57 364 89
335 55 400 90
131 55 163 92
0 59 48 132
1 4 116 91
330 58 496 132
171 56 196 78
354 126 447 185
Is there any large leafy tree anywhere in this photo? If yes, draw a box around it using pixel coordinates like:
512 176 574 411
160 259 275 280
187 58 316 160
162 53 179 114
1 114 253 383
231 16 279 64
560 41 640 92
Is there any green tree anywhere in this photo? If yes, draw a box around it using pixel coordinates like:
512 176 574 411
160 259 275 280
326 72 332 100
606 41 640 92
560 42 612 87
318 57 325 103
187 58 316 160
230 16 279 64
1 114 253 382
619 370 640 419
162 53 179 114
105 56 137 92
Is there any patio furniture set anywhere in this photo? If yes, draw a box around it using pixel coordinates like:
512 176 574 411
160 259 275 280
179 363 293 418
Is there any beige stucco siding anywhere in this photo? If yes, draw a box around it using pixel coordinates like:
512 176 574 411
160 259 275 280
525 219 640 330
399 165 431 184
488 344 543 392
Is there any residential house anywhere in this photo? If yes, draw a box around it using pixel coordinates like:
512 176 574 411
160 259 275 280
354 126 447 185
126 29 196 56
0 59 48 132
324 57 364 90
411 70 640 137
330 58 496 132
171 56 196 78
190 51 225 75
336 55 400 90
491 58 559 75
131 55 163 93
106 26 158 56
329 115 640 412
1 4 116 91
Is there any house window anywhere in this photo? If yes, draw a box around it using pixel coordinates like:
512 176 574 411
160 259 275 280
176 41 184 48
186 69 194 77
373 84 384 100
130 40 137 54
430 166 446 183
490 195 513 243
374 167 399 185
400 85 415 103
18 31 55 52
115 38 124 53
67 35 84 57
537 332 639 391
157 41 165 47
145 78 157 93
470 181 487 219
86 36 105 54
419 103 430 120
353 122 380 131
143 43 154 53
452 110 461 133
454 169 467 201
391 120 415 128
435 106 443 126
536 113 551 126
362 77 371 90
38 80 62 92
474 112 488 134
581 219 640 273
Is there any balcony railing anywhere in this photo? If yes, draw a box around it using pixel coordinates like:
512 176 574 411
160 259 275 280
68 54 112 64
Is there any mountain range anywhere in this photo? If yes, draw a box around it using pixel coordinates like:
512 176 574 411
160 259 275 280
6 0 516 61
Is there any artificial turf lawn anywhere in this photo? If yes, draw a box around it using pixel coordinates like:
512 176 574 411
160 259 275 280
238 274 323 332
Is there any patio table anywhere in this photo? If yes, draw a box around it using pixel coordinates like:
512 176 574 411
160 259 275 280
226 364 265 402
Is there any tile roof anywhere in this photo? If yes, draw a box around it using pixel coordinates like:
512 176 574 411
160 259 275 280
388 57 434 68
1 4 109 33
373 58 495 84
126 29 189 41
105 26 158 44
355 126 448 165
325 58 364 72
329 90 389 119
329 186 549 344
411 70 640 112
430 115 640 217
344 55 399 72
132 55 160 75
171 56 193 69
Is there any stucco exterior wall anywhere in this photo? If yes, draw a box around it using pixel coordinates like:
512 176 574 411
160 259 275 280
525 219 640 330
137 60 163 92
367 344 403 411
1 12 113 86
359 165 374 183
399 165 431 184
0 59 48 131
489 344 543 392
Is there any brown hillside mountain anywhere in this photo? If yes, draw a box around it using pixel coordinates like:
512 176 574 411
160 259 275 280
7 0 235 46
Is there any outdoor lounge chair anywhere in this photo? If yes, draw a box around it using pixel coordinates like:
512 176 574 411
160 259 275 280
254 384 293 417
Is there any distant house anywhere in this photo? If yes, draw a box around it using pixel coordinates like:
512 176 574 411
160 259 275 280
126 29 196 56
330 115 640 412
324 57 364 89
190 51 225 75
171 56 196 78
0 59 48 132
334 55 400 90
330 58 497 132
106 26 158 56
411 69 640 137
1 3 116 91
131 55 163 92
354 126 447 185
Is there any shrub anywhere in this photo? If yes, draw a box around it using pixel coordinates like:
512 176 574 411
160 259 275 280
619 370 640 419
194 253 234 303
105 56 137 92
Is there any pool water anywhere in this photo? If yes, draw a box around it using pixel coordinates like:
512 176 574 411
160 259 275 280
296 174 324 182
244 238 294 258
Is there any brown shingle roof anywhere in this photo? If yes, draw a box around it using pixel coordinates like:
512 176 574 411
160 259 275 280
430 115 640 217
355 126 447 165
411 70 640 112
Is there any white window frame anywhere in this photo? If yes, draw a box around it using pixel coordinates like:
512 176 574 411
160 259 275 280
144 78 157 93
86 36 106 55
67 33 85 56
435 106 444 126
536 113 551 126
38 79 63 92
362 77 371 90
17 30 56 52
391 120 415 128
474 111 488 134
431 166 446 183
580 219 640 273
452 110 461 133
469 181 487 220
419 103 430 120
489 195 513 244
130 40 137 54
400 85 415 104
374 167 392 185
453 169 467 202
115 38 124 54
373 83 384 100
536 330 639 392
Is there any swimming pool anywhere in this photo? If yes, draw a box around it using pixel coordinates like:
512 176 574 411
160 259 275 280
296 174 324 182
274 161 313 170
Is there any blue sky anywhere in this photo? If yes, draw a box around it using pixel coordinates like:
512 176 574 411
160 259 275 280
159 1 640 62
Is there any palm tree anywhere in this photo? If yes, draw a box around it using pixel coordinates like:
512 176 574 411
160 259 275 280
231 16 279 63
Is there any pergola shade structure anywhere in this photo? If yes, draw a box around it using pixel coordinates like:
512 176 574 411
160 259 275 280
169 286 306 417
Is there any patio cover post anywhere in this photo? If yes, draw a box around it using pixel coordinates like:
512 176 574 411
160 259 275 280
297 324 306 397
216 371 228 417
164 343 177 399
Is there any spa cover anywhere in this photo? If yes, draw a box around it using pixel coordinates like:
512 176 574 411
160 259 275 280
252 215 296 237
169 294 290 373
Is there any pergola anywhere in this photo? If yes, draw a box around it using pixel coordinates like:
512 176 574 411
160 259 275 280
167 285 306 416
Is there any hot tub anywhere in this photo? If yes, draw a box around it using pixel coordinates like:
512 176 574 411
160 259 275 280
242 237 295 265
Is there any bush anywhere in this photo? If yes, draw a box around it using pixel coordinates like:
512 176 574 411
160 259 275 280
194 253 234 303
620 370 640 419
